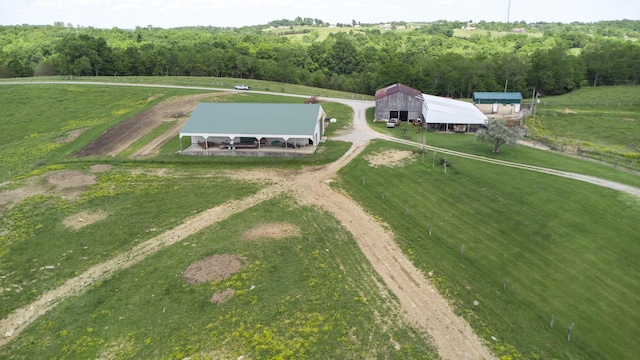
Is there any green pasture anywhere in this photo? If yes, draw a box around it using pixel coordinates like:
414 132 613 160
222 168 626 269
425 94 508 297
337 140 640 359
526 85 640 162
0 191 438 359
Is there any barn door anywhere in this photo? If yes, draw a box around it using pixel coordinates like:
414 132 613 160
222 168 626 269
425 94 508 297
399 111 409 122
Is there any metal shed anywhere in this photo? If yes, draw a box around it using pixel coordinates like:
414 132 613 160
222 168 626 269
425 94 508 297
179 103 326 155
472 92 523 105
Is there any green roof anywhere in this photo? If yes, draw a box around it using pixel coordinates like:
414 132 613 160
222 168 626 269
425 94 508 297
180 103 324 138
473 92 523 104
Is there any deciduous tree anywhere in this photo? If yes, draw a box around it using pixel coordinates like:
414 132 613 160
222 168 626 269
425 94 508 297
475 118 525 154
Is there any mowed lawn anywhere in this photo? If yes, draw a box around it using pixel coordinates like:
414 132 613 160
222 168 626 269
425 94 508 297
337 140 640 359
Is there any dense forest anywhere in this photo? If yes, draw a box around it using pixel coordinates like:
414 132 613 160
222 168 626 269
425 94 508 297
1 19 639 97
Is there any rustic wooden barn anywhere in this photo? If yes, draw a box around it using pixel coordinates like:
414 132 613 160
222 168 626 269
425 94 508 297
374 83 424 123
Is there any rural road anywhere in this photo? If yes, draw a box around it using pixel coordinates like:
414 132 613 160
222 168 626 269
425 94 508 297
2 81 638 358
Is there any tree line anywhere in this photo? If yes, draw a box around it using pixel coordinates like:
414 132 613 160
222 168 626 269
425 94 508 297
1 20 639 97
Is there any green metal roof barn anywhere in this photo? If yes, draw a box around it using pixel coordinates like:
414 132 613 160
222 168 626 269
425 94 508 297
472 92 523 105
179 103 326 155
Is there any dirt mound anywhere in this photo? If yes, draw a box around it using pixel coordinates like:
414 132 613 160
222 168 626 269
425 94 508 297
211 288 236 304
62 210 108 230
243 222 300 240
366 149 415 168
183 254 245 285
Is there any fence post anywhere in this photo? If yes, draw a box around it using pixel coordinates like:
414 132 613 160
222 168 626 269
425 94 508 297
567 322 575 342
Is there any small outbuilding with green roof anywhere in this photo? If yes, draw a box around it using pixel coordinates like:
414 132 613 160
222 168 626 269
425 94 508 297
473 92 523 115
179 103 326 156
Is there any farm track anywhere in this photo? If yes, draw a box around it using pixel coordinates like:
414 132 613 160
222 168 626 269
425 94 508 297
2 81 638 358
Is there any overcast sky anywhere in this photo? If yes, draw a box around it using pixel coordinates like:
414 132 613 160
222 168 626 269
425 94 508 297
1 0 638 29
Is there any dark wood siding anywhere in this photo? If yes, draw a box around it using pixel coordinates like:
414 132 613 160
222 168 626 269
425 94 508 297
375 92 422 121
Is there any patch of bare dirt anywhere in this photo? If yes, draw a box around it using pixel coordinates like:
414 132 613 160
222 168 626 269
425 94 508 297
90 164 112 173
46 171 97 200
1 170 99 211
560 108 578 114
365 149 415 167
55 128 88 143
183 254 245 285
620 117 635 122
0 183 45 212
211 288 236 304
243 222 300 240
62 210 108 230
129 92 236 159
73 93 222 157
47 171 96 189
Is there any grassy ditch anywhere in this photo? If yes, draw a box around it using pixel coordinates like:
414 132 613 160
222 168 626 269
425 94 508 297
336 140 640 359
0 193 438 359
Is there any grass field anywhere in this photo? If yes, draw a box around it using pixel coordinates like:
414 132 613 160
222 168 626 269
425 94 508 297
526 85 640 165
337 140 640 359
1 80 639 359
0 185 438 358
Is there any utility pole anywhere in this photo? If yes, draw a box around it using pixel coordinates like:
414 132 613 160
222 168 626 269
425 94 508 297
532 91 540 129
530 88 536 128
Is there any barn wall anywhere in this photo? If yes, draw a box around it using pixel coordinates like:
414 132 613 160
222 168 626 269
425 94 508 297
476 104 519 115
375 93 423 121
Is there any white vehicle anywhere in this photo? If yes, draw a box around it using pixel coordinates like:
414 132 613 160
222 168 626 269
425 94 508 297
234 84 250 90
386 118 400 128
